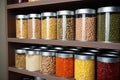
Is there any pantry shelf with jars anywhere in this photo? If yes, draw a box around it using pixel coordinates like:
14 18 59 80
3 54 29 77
6 0 120 80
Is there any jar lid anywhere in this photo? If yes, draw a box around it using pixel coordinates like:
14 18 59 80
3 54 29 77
15 49 26 53
34 49 42 54
81 52 96 56
69 48 79 51
35 77 45 80
16 15 28 19
41 51 55 56
98 6 120 13
56 51 73 58
87 48 99 53
41 12 56 17
75 54 95 60
28 13 41 18
22 47 31 50
57 10 74 15
54 47 63 50
39 46 48 49
75 8 96 14
27 50 35 55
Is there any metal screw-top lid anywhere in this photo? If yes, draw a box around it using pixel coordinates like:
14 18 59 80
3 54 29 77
75 8 96 14
34 49 42 55
41 12 56 17
16 15 28 19
48 49 57 52
87 48 99 53
22 47 31 50
57 10 74 15
98 6 120 13
39 46 48 50
69 48 79 51
27 50 35 55
35 77 45 80
54 47 63 50
28 13 41 18
41 50 55 56
56 51 74 58
15 49 26 54
30 46 36 49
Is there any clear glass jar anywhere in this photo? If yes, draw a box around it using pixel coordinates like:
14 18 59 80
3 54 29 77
41 50 56 74
75 52 95 80
75 9 96 41
57 10 75 40
41 12 57 40
15 49 26 69
97 6 120 42
28 14 41 39
26 50 40 71
97 54 120 80
16 15 28 39
56 51 74 78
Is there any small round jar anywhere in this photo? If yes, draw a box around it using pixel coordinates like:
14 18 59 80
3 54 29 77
75 52 95 80
28 14 41 39
15 49 26 69
16 15 28 39
41 12 57 40
97 54 120 80
41 50 56 74
26 50 40 71
97 6 120 42
57 10 75 40
56 51 74 78
75 9 96 41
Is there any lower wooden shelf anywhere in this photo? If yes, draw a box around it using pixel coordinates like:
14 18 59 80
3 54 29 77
8 67 74 80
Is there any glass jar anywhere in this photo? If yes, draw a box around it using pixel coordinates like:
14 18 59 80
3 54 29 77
57 10 75 40
15 49 26 69
28 14 41 39
41 50 56 74
16 15 28 39
26 50 40 71
75 52 95 80
75 9 96 41
56 51 74 78
97 54 120 80
97 6 120 42
41 12 57 40
29 0 39 2
14 0 28 3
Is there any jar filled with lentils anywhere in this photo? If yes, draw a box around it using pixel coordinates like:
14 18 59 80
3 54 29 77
16 15 28 39
28 14 41 39
41 12 57 40
57 10 75 40
97 6 120 42
75 9 96 41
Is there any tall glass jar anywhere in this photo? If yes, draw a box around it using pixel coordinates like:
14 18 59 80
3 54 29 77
75 52 95 80
97 6 120 42
26 50 40 71
16 15 28 39
75 9 96 41
97 54 120 80
57 10 75 40
15 49 26 69
28 14 41 39
41 12 57 40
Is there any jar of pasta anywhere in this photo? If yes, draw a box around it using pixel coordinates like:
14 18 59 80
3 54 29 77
16 15 28 39
41 12 57 40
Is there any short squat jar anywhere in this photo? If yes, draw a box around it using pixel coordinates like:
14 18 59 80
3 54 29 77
75 52 95 80
75 9 96 41
15 49 26 69
16 15 28 39
97 54 120 80
41 12 57 40
57 10 75 40
28 14 41 39
97 6 120 42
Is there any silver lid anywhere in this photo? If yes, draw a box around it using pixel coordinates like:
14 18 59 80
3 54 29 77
41 12 56 17
54 47 63 50
98 6 120 13
48 49 57 52
56 53 73 58
16 15 28 19
28 13 41 18
41 51 55 56
57 10 74 15
81 52 96 55
40 46 48 49
75 54 95 60
69 48 78 51
27 50 35 55
35 77 45 80
75 8 96 14
15 49 26 54
22 47 31 50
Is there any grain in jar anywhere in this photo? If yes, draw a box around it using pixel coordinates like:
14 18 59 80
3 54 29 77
41 12 57 40
15 49 26 69
16 15 28 39
26 50 40 71
75 9 96 41
41 50 56 74
57 10 75 40
97 6 120 42
56 51 74 78
75 52 95 80
28 14 41 39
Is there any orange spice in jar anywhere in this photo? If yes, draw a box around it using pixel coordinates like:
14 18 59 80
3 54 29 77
56 51 74 78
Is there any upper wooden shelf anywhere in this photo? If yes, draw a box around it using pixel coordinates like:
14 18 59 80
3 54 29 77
8 38 120 49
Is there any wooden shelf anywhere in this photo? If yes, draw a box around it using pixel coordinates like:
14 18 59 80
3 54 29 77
8 67 74 80
8 38 120 49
